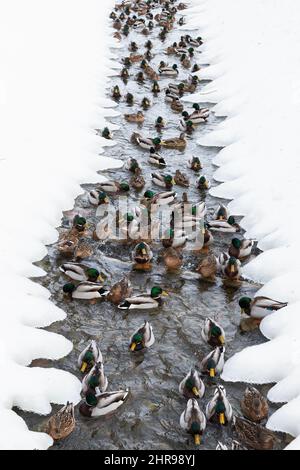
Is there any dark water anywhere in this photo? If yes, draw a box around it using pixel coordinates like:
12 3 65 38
17 2 289 450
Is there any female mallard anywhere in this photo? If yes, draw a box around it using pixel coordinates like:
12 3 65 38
180 398 206 445
201 318 225 347
141 190 177 207
196 255 218 281
132 241 153 267
163 247 183 270
129 41 138 52
165 44 177 55
155 117 165 131
151 172 175 189
239 296 287 320
159 64 179 76
79 390 129 418
108 277 132 305
179 369 205 399
63 282 109 300
82 362 108 396
145 39 153 50
118 287 167 311
98 180 130 194
171 99 184 113
46 403 75 441
129 321 155 350
180 53 191 69
233 416 278 450
130 168 145 191
88 189 109 206
131 132 161 150
78 340 102 373
218 253 241 280
59 263 104 283
174 169 189 187
111 85 121 100
229 238 254 259
148 148 167 168
125 158 140 173
206 386 233 425
208 216 241 233
241 387 268 423
200 346 225 377
197 175 211 190
213 203 229 221
130 53 143 64
161 133 187 150
141 96 151 110
124 111 145 123
188 156 202 171
162 228 187 249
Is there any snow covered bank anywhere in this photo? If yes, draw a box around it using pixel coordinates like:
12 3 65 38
183 0 300 448
0 0 121 449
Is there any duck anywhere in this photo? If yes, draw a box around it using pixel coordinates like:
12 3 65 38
155 116 165 131
125 158 140 173
152 81 161 94
197 175 211 190
192 64 201 73
132 133 161 151
218 253 241 280
62 282 109 300
161 133 187 150
162 228 187 249
125 92 134 105
59 263 104 283
179 119 195 134
180 398 206 445
165 89 180 103
98 180 130 194
233 416 278 450
79 390 129 418
130 53 144 64
112 85 121 100
120 67 129 81
142 190 177 209
46 403 75 441
124 111 145 123
141 97 151 110
145 39 153 50
188 36 203 47
159 64 179 76
122 56 132 68
174 169 189 187
144 50 154 61
129 321 155 349
88 186 110 206
206 386 233 425
151 172 175 189
241 387 269 423
72 214 87 232
165 44 177 55
196 255 218 281
136 71 145 83
108 277 132 305
200 346 225 377
213 203 229 221
78 340 102 373
229 238 254 259
208 216 241 233
102 127 113 139
180 53 191 69
239 296 287 321
171 99 184 113
188 156 202 171
163 247 183 270
82 362 108 396
129 41 138 52
188 104 210 124
179 369 205 399
148 148 167 168
201 318 225 347
118 288 167 311
132 241 153 266
57 231 79 257
130 168 145 191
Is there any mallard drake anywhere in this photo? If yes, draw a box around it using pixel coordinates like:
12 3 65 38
197 175 211 190
144 64 158 80
178 16 186 26
72 214 87 232
112 85 121 100
206 386 233 425
208 216 241 233
122 24 130 36
165 89 180 103
196 255 218 281
218 253 241 280
162 228 187 249
119 288 167 311
229 238 254 259
125 158 140 173
192 64 200 73
201 318 225 347
120 67 129 81
155 116 165 131
161 133 187 149
131 168 145 191
129 41 138 52
46 403 75 441
241 387 268 423
129 321 155 349
171 99 184 113
141 97 151 110
132 241 153 266
145 39 153 50
102 127 113 139
79 390 129 418
62 282 109 300
82 362 108 396
180 398 206 445
148 148 167 167
78 340 102 373
188 104 210 124
59 263 104 283
200 346 225 377
136 71 145 83
163 247 183 270
180 53 191 69
125 92 134 105
188 156 202 172
108 277 132 305
141 190 177 207
174 169 189 187
132 133 161 150
179 119 195 134
98 180 130 194
179 369 205 399
151 172 175 189
88 189 109 206
213 203 229 221
233 416 278 450
188 36 203 47
124 111 145 123
239 296 287 320
159 64 179 76
152 81 161 94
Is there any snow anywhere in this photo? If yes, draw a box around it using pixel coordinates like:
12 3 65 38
184 0 300 449
0 0 120 449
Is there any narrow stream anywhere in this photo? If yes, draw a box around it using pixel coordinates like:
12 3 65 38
17 0 289 450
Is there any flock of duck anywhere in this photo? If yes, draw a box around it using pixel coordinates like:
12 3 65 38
44 0 287 450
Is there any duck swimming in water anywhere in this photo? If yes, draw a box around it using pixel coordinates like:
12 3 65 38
241 387 269 423
129 321 155 349
118 287 168 311
208 216 241 233
200 346 225 377
201 318 225 347
180 398 206 445
161 133 187 150
179 368 205 399
229 238 254 259
46 403 75 441
81 362 108 396
151 172 175 189
79 390 129 418
188 156 202 171
239 296 287 321
60 263 104 283
148 148 167 168
206 386 233 425
78 340 102 373
124 110 145 123
88 189 109 206
63 282 109 301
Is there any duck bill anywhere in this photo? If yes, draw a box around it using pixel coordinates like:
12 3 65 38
80 361 88 373
230 265 235 273
219 413 225 425
162 291 169 297
219 335 225 345
218 216 224 220
141 249 147 255
171 179 176 185
194 434 201 445
240 308 244 314
192 387 199 397
104 197 109 204
204 182 209 189
130 342 136 351
97 274 105 283
209 368 215 378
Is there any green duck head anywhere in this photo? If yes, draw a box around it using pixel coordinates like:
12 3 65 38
228 256 237 266
188 47 194 55
198 176 206 186
227 216 236 226
186 120 193 127
98 191 108 203
152 137 161 146
150 286 165 299
86 392 98 407
191 422 202 444
193 103 200 111
182 111 189 119
86 268 100 282
156 116 163 124
164 174 174 185
178 83 185 90
125 213 134 223
63 282 76 294
239 296 252 315
73 215 86 230
232 238 242 249
207 358 217 377
172 64 178 70
143 189 155 199
120 181 130 191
